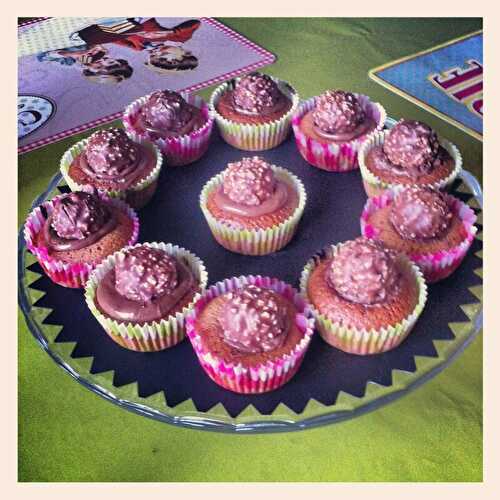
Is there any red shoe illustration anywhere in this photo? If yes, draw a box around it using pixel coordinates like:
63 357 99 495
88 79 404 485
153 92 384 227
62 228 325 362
140 18 201 43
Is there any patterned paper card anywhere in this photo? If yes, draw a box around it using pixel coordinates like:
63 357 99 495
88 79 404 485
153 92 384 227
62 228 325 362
369 31 482 141
18 17 275 154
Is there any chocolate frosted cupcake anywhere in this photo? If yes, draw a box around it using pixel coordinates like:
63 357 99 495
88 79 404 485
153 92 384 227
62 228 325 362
60 127 162 210
216 73 293 124
123 89 213 166
186 275 314 393
136 90 205 139
24 189 139 288
200 156 306 255
300 237 427 355
210 72 299 151
361 187 477 282
359 119 462 197
292 89 386 172
85 242 208 352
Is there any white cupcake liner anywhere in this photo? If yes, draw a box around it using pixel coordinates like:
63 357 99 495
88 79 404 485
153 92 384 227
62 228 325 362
358 130 463 197
300 242 428 355
209 76 300 151
24 188 140 289
85 242 208 352
199 165 307 255
185 275 315 394
123 93 214 166
60 135 162 208
291 94 386 172
360 189 478 283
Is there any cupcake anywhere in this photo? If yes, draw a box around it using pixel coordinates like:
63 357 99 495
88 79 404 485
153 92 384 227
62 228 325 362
85 242 208 352
292 89 386 172
210 72 299 151
200 156 306 255
359 119 462 197
24 189 139 288
186 275 315 394
300 237 427 355
60 127 162 210
360 187 477 283
123 89 213 167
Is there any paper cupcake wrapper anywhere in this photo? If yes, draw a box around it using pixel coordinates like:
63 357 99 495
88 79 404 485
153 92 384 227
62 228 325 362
209 77 299 151
199 165 307 255
123 93 214 167
85 242 208 352
185 275 315 394
300 242 428 355
24 189 140 289
358 130 463 197
360 189 478 283
291 94 386 172
60 136 163 206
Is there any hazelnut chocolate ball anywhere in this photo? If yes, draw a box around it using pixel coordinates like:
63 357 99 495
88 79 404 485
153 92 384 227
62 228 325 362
84 128 138 178
220 285 288 353
140 90 194 134
114 247 178 303
312 90 366 134
327 237 400 305
383 120 440 174
232 73 284 115
222 156 277 206
390 187 453 240
50 191 111 240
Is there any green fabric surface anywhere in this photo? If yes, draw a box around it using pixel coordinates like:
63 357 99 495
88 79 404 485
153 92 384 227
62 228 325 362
18 18 483 482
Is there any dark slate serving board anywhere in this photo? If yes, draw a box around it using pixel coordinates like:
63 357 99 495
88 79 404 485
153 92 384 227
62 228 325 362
26 128 482 418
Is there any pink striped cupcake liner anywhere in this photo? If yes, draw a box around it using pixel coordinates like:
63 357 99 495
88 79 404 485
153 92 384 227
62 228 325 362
300 243 427 355
85 242 208 352
123 93 214 167
360 189 478 283
185 275 315 394
199 164 307 255
24 189 140 289
291 94 386 172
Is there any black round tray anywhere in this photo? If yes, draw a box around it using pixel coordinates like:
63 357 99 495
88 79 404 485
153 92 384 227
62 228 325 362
18 120 483 433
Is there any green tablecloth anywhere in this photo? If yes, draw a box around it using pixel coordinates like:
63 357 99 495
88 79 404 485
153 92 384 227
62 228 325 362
18 18 483 482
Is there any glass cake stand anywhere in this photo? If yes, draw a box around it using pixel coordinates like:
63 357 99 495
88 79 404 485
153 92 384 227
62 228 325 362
18 117 483 433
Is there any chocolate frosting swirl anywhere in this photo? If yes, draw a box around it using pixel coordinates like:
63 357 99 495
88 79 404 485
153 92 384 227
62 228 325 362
44 191 117 251
383 120 440 177
114 246 179 303
214 181 289 218
232 73 287 116
390 187 453 240
312 90 366 135
96 258 195 323
327 237 400 305
220 285 288 353
139 90 197 137
84 128 139 181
